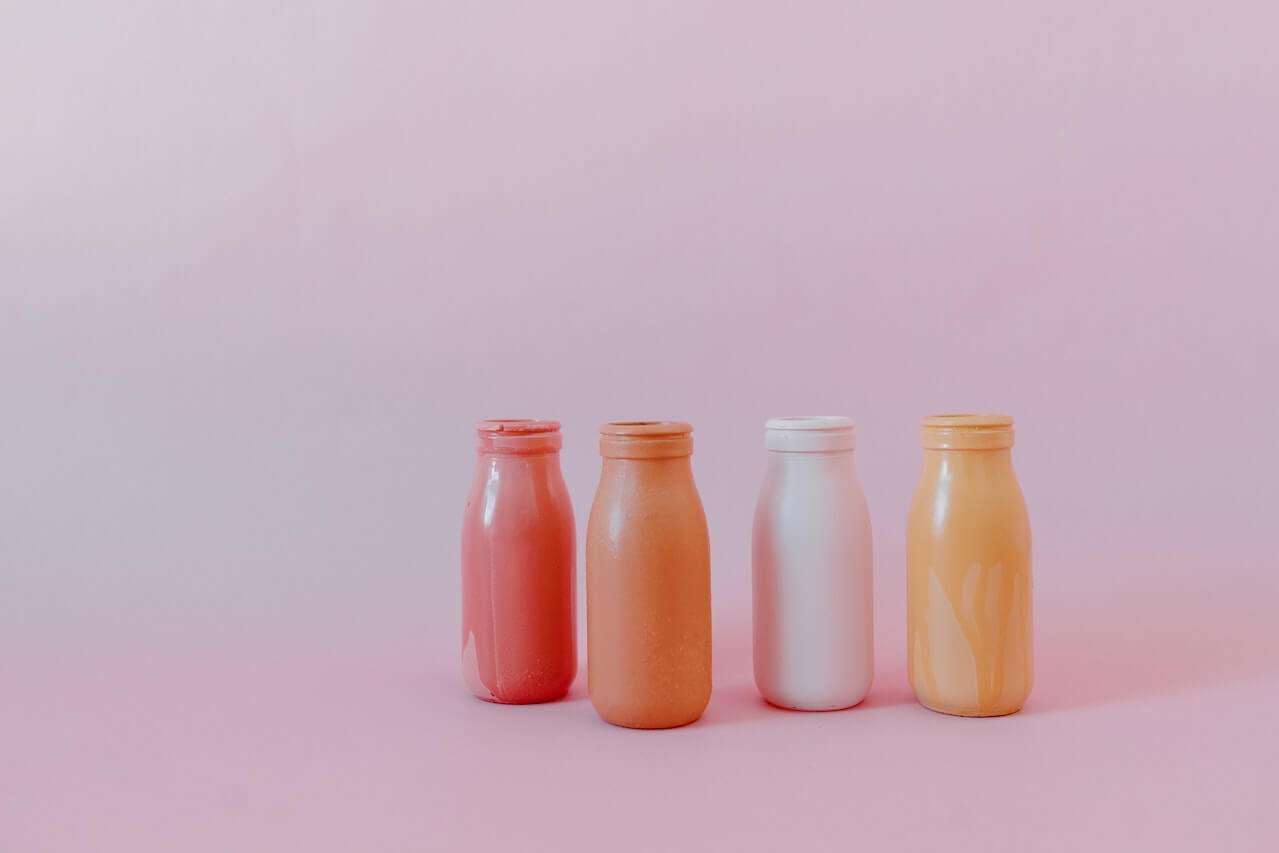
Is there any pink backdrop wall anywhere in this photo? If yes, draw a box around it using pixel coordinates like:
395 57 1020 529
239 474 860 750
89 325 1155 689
4 2 1277 850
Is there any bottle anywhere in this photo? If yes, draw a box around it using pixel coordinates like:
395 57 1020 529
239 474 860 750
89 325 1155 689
460 419 576 704
907 414 1033 716
586 421 711 729
752 416 874 710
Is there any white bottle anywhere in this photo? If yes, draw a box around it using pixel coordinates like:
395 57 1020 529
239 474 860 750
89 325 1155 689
752 416 874 710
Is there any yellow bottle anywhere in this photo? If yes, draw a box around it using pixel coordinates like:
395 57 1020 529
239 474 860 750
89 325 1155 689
907 414 1033 716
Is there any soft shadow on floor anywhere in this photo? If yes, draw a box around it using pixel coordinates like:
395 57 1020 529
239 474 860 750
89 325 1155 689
698 671 917 728
1026 554 1279 714
695 616 917 727
425 554 1279 721
698 681 784 727
694 619 776 727
857 669 917 712
418 663 591 709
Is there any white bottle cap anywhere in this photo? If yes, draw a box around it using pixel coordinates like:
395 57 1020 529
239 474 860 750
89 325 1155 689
764 416 856 452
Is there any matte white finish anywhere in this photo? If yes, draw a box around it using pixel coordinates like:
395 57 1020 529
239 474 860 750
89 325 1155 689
752 418 874 710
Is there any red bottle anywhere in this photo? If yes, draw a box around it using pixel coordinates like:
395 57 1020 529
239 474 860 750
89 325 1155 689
461 419 576 703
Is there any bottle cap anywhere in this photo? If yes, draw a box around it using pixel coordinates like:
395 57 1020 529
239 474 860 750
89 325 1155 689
765 416 855 452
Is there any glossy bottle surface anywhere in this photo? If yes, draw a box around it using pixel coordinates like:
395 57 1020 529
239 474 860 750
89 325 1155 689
586 421 711 729
752 417 874 710
907 414 1033 717
461 419 576 704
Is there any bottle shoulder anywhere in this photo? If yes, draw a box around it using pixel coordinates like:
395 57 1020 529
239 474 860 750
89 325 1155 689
587 465 707 540
907 471 1030 542
755 460 870 541
463 457 573 534
758 456 867 508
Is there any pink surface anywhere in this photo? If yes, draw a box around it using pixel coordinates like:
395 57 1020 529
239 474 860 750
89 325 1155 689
3 2 1278 850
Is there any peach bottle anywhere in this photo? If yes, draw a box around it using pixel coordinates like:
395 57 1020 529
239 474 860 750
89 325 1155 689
907 414 1033 717
586 422 711 729
461 419 576 704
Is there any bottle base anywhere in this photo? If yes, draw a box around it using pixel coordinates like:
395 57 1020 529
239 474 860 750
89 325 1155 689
598 712 704 730
762 694 868 712
916 698 1024 717
591 696 708 729
471 688 572 705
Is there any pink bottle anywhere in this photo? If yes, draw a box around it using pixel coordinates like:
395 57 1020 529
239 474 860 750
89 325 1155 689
461 419 576 703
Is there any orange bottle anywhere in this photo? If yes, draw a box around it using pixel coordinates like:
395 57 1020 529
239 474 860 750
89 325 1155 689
907 414 1033 716
586 421 712 729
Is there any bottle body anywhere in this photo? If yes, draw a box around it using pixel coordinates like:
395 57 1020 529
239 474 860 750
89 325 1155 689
752 417 873 710
906 414 1032 717
461 420 576 704
586 422 711 729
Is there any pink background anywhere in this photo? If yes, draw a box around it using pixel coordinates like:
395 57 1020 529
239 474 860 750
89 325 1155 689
4 2 1277 850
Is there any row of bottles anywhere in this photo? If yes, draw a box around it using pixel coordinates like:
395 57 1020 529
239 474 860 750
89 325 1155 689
460 414 1033 728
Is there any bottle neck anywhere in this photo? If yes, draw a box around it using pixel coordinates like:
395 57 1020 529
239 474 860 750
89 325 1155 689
920 414 1013 450
600 456 695 496
768 448 856 467
475 433 561 456
597 421 694 459
921 447 1014 480
598 437 692 459
763 418 855 452
475 449 563 486
479 448 561 463
601 454 693 472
